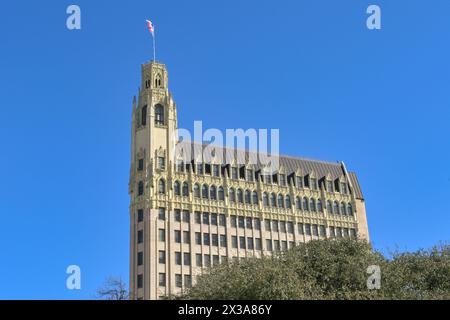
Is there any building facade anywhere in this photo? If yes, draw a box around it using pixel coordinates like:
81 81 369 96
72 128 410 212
128 61 369 300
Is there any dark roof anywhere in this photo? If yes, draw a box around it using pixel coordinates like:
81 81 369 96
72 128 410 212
176 141 364 199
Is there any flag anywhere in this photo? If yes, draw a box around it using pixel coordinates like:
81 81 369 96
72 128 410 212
146 20 154 36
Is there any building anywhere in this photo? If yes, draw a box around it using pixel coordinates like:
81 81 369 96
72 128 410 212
128 61 369 300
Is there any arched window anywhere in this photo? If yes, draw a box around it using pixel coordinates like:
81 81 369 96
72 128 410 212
317 199 323 212
237 189 243 203
303 197 309 211
155 104 164 125
270 193 276 207
310 198 316 212
327 200 333 214
141 105 147 126
158 179 165 194
334 201 340 214
202 184 209 199
182 182 189 197
218 186 224 201
193 183 200 198
210 185 217 200
245 190 251 204
277 194 284 208
138 181 144 196
252 191 258 205
263 192 269 207
174 181 180 196
229 188 236 202
285 195 291 209
347 203 353 215
341 202 346 215
155 74 162 88
296 197 301 210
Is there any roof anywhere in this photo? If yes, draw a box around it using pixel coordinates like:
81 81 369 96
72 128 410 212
175 141 364 199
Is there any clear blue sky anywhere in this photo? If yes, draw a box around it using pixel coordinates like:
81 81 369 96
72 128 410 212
0 0 449 299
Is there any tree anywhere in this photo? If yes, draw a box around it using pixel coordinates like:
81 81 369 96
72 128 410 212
96 276 129 300
182 238 450 300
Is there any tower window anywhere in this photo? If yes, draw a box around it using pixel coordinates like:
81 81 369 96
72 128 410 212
141 105 147 126
155 104 164 125
158 179 166 194
138 181 144 196
138 159 144 171
158 156 165 170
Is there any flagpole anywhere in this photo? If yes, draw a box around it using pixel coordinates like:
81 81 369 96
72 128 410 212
153 27 156 63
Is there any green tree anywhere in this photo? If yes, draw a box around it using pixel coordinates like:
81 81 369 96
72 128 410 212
182 239 450 300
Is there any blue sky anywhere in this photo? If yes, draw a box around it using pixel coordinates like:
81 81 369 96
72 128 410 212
0 0 449 299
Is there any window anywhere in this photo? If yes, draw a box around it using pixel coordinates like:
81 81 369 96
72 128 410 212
204 254 211 267
203 233 210 246
311 178 318 190
219 214 226 226
277 194 284 208
287 222 294 234
265 220 271 231
230 215 237 227
317 199 323 212
174 252 182 266
174 209 181 222
155 104 164 125
182 182 189 197
195 232 201 245
212 234 219 246
245 190 251 204
182 231 189 244
280 221 286 233
210 185 217 200
341 182 348 194
238 216 245 229
305 224 311 236
341 202 347 215
296 197 301 210
176 161 184 172
218 187 224 201
255 238 262 250
312 224 318 236
239 236 246 249
158 179 165 194
158 208 165 220
213 164 220 177
184 253 191 266
158 273 166 287
137 252 143 266
158 229 165 241
231 236 238 248
274 240 280 251
220 234 227 247
279 174 286 186
296 176 303 188
184 275 192 288
210 213 218 225
194 212 201 224
347 203 353 216
194 184 200 198
137 274 143 289
270 193 276 207
141 105 147 126
174 181 181 196
138 181 144 196
246 169 253 182
281 241 288 251
196 163 204 175
137 209 144 222
320 225 326 237
272 220 279 232
327 180 333 192
231 167 238 180
174 230 181 243
229 188 235 202
285 195 291 208
266 239 273 251
298 223 304 235
202 184 209 199
252 191 258 205
183 210 190 223
158 250 165 264
202 212 209 224
196 254 202 267
327 200 332 214
263 192 269 207
303 197 309 211
213 255 220 266
137 230 143 244
246 217 253 229
310 198 316 212
247 237 254 250
329 226 335 238
175 274 182 288
237 189 243 203
158 156 165 170
138 159 144 171
254 218 261 230
334 201 340 214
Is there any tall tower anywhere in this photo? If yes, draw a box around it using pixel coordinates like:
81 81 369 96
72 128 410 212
129 61 177 300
